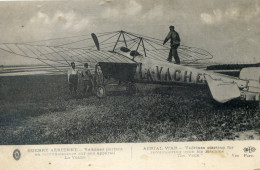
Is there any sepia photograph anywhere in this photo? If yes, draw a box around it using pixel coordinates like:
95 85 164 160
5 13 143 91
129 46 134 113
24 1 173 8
0 0 260 147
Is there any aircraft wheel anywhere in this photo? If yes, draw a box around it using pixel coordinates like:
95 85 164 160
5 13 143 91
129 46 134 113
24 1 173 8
96 85 106 98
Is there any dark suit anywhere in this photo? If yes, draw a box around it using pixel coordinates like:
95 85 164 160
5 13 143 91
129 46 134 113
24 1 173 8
163 30 181 64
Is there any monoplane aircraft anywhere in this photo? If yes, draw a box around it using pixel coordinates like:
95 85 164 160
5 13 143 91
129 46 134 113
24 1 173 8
0 30 259 104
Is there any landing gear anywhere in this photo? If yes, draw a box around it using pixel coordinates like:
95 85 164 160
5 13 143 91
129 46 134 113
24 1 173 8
95 85 106 98
92 63 138 98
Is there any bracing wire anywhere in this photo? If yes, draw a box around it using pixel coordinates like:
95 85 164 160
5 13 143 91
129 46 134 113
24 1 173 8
0 30 214 74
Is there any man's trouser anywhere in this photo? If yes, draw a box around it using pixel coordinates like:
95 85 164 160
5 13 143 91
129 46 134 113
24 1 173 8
83 80 92 95
69 75 78 92
168 45 180 64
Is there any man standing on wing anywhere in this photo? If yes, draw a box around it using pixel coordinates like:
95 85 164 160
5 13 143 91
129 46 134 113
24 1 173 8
82 63 93 97
68 62 79 95
163 25 181 64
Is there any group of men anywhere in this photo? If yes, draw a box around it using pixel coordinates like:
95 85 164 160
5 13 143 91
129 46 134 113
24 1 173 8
67 25 181 95
67 62 93 96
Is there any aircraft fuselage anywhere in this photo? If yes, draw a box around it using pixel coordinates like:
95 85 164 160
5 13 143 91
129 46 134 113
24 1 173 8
132 57 260 103
134 58 234 85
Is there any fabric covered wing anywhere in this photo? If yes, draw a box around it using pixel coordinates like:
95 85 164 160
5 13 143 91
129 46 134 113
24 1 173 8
0 43 134 73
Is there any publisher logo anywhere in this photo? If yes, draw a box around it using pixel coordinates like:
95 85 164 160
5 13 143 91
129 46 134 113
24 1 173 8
243 146 256 153
13 149 21 161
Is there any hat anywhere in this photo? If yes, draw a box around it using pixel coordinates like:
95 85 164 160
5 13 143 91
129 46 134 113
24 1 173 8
71 62 75 65
169 25 174 29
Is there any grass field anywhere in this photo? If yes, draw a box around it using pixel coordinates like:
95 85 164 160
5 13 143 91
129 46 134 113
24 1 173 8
0 74 260 144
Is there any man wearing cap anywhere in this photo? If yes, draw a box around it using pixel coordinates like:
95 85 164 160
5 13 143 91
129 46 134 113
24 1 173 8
163 25 181 64
68 62 79 95
81 63 93 96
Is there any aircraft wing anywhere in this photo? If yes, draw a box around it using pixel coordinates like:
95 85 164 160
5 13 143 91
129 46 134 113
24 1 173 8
0 30 214 75
0 43 135 73
206 63 260 77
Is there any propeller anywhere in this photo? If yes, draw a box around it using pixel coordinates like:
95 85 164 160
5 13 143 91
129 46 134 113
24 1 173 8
91 33 100 51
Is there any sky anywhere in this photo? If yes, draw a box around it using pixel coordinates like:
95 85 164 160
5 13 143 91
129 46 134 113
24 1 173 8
0 0 260 65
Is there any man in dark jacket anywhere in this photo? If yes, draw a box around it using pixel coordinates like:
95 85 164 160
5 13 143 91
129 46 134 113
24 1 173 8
163 25 181 64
